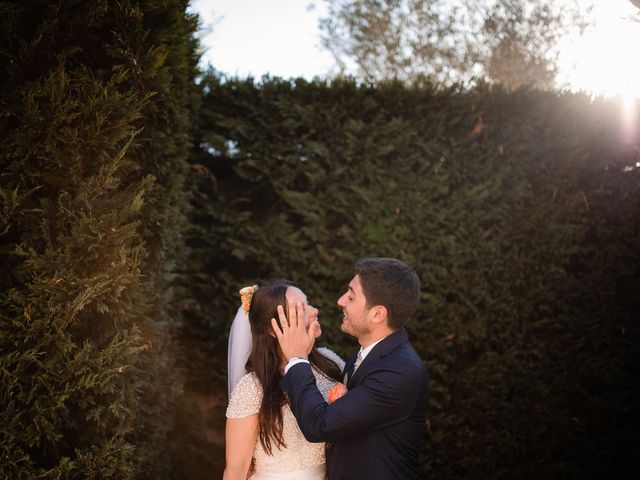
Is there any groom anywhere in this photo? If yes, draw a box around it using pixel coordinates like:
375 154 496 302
272 257 428 479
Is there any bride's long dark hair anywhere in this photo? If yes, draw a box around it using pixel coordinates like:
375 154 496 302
246 280 342 455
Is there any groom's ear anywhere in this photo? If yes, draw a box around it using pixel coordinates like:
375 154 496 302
369 305 388 325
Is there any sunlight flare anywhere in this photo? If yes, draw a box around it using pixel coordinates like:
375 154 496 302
559 2 640 99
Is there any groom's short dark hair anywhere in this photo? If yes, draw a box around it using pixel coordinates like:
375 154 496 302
355 257 420 330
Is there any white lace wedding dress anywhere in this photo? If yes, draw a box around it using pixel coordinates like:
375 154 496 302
226 348 344 480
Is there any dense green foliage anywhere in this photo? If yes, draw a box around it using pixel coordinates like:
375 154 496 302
0 1 199 478
189 75 640 478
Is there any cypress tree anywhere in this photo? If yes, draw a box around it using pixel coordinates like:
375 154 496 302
0 1 199 478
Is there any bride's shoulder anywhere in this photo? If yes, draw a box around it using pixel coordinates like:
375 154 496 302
315 346 345 370
237 371 260 387
227 372 262 418
230 372 262 398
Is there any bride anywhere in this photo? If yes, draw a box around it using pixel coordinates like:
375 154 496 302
223 280 344 480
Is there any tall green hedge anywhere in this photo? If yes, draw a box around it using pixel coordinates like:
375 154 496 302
189 75 640 478
0 1 199 478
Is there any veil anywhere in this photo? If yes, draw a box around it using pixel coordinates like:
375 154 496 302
227 305 253 397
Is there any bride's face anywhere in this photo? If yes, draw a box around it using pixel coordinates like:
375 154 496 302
285 287 321 338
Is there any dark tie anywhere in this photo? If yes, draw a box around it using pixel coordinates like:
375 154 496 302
344 351 363 384
353 351 364 373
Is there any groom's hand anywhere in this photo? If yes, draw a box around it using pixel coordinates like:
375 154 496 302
271 302 315 361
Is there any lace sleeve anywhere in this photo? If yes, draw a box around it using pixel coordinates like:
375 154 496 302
226 372 262 418
316 346 345 373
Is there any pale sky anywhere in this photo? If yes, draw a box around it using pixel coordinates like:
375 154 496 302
191 0 333 79
190 0 640 99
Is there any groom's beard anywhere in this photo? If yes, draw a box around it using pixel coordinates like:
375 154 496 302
340 314 369 339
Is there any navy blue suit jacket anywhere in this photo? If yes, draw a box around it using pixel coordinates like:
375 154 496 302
281 328 428 480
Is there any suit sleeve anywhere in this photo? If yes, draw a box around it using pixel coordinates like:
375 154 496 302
282 356 423 442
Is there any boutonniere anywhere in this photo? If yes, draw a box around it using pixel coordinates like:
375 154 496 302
328 382 348 403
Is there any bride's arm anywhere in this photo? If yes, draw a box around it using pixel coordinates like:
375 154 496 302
222 414 259 480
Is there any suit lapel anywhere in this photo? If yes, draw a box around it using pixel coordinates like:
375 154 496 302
347 329 409 387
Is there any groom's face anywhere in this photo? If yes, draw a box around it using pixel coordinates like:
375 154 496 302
337 275 370 339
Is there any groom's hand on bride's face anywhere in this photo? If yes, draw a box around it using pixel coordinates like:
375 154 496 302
271 302 315 361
